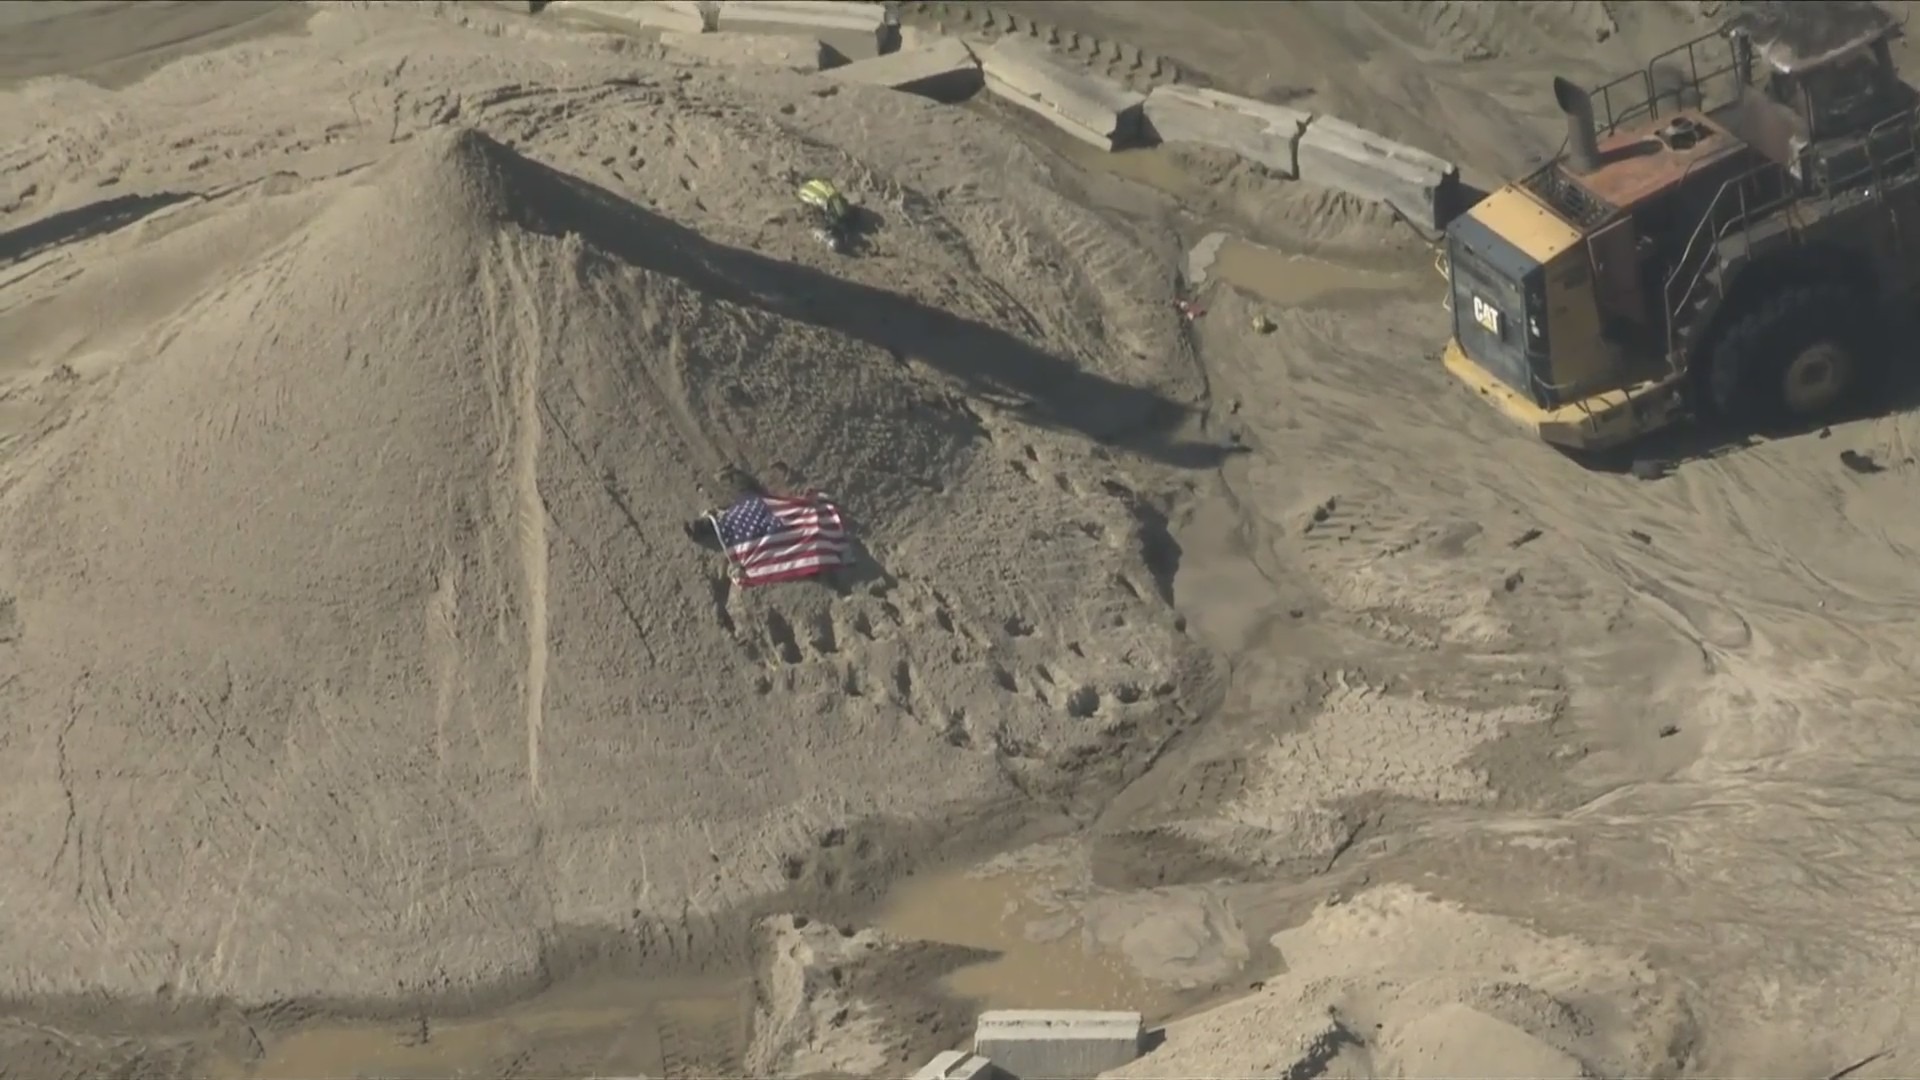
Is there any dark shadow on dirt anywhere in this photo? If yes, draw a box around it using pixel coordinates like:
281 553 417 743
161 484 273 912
0 807 1061 1080
1440 178 1492 229
1098 478 1181 604
488 135 1236 471
843 204 885 255
0 192 197 265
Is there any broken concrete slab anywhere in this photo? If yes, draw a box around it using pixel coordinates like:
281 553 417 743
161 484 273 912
660 28 836 69
1142 85 1310 178
714 0 893 60
912 1048 1002 1080
826 36 980 102
974 1009 1143 1080
1295 113 1460 231
1182 231 1229 287
980 37 1145 151
896 23 940 52
543 0 710 34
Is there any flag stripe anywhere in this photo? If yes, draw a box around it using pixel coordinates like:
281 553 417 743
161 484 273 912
736 536 849 566
727 525 847 560
738 550 847 585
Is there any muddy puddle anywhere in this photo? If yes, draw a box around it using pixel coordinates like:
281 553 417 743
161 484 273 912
192 863 1187 1078
877 861 1193 1015
990 92 1452 313
1013 118 1441 310
1201 234 1429 308
1062 142 1216 201
201 975 747 1080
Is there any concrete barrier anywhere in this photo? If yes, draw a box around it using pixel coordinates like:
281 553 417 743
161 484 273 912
661 29 835 69
543 0 710 33
1142 85 1309 178
1295 114 1460 231
973 1010 1142 1079
826 36 980 101
714 0 893 59
896 23 942 52
912 1049 1002 1080
980 37 1145 151
894 1 1187 91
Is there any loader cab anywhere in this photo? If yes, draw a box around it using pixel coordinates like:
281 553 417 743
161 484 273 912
1746 20 1902 137
1732 5 1914 184
1768 41 1899 139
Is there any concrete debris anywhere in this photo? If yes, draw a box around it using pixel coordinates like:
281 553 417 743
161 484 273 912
1143 85 1310 178
660 29 837 70
827 35 981 101
913 1048 1003 1080
1295 113 1460 231
974 1009 1144 1080
543 0 711 34
715 0 894 59
980 36 1145 151
1182 231 1228 288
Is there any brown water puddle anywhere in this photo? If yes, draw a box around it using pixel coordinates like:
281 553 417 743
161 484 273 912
190 861 1190 1077
1024 127 1439 310
877 862 1176 1014
203 976 746 1080
1010 104 1445 311
1207 235 1428 308
199 862 1159 1078
207 1020 511 1080
1068 143 1216 201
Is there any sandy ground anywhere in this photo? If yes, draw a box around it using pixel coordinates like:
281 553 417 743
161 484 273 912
0 0 1210 999
2 2 1919 1078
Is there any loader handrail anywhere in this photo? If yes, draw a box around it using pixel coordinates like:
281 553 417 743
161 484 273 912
1586 24 1750 138
1813 102 1920 193
1661 162 1798 358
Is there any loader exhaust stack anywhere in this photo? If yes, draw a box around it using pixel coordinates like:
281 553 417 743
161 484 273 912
1554 76 1601 175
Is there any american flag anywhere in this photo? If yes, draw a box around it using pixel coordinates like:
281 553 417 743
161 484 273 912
708 491 849 587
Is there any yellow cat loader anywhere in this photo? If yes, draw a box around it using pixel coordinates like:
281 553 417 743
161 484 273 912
1440 2 1920 451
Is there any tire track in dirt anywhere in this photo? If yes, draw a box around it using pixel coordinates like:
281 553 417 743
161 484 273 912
426 564 460 784
1362 0 1623 62
497 236 552 808
655 993 748 1080
1184 253 1920 1067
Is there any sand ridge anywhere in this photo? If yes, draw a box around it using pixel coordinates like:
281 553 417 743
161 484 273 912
1106 884 1693 1078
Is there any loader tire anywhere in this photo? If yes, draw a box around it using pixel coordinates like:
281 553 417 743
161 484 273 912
1706 282 1883 429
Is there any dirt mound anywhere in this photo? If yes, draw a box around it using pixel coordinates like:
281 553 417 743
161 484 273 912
1107 885 1696 1079
745 914 978 1077
0 118 1201 1002
0 125 981 643
1384 0 1621 61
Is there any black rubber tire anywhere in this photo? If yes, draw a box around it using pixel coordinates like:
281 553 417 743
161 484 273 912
1705 282 1883 429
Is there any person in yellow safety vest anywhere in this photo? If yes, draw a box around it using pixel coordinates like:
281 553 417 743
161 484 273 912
796 178 854 253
